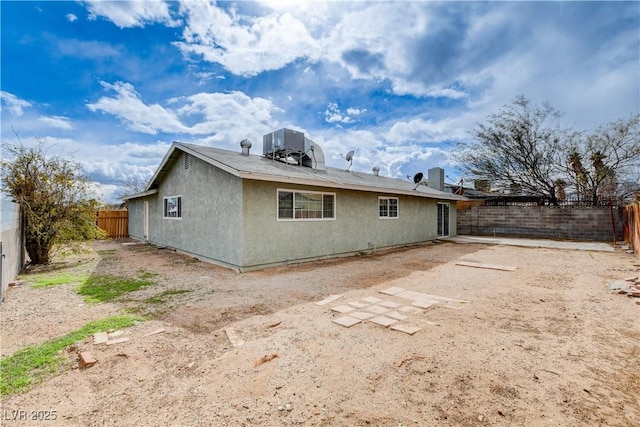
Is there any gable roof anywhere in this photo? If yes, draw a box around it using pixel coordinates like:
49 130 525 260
127 142 464 201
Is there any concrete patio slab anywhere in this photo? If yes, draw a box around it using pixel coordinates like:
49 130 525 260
448 235 614 252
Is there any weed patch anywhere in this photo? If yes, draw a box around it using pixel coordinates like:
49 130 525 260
0 315 141 395
145 289 192 304
96 249 116 256
77 275 154 303
137 269 159 280
28 272 89 289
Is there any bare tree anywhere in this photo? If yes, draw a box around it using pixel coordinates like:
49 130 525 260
457 96 567 205
115 175 148 202
565 114 640 204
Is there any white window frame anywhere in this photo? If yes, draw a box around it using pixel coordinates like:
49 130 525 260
163 195 182 219
277 189 336 221
437 202 450 237
378 197 399 219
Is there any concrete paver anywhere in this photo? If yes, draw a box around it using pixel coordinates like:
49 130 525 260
411 301 436 309
368 316 398 327
379 300 401 308
315 294 343 306
348 301 369 308
331 305 355 313
366 305 390 314
93 332 108 345
380 287 406 296
390 324 422 335
333 316 361 328
399 306 423 314
385 311 408 321
350 311 375 320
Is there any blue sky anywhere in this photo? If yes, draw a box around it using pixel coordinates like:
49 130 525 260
1 1 638 202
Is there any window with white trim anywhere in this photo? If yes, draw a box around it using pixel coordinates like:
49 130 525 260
163 196 182 219
278 190 335 220
379 197 398 218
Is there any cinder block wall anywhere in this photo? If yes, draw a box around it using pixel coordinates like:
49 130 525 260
457 206 624 241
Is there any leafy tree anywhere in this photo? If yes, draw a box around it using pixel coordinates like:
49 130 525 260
1 141 105 265
564 114 640 204
457 95 567 205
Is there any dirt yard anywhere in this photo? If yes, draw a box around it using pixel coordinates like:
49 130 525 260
1 239 639 426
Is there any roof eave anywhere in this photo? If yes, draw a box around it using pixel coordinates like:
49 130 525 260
145 142 242 191
122 189 159 201
237 171 465 201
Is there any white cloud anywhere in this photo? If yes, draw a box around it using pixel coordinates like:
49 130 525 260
346 107 366 116
174 1 319 76
66 13 77 22
87 81 188 135
0 91 32 116
324 103 366 124
385 118 467 145
310 125 457 184
38 115 74 130
87 81 282 147
172 91 280 135
32 137 171 203
83 0 179 28
55 39 122 60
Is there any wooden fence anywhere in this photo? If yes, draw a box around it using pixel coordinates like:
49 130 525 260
97 210 128 238
623 203 640 256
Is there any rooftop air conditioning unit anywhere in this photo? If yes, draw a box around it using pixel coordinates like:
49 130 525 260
263 128 325 170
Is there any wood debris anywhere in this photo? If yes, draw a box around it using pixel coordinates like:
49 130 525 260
455 261 517 271
610 277 640 298
144 328 166 336
253 353 278 367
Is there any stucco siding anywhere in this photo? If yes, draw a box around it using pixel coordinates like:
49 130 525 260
128 198 145 239
241 180 453 269
128 148 458 271
145 153 243 267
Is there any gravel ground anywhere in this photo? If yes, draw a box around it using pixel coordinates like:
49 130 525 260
1 239 638 426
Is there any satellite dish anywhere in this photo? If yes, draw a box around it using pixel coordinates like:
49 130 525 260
447 172 465 195
413 172 424 190
341 150 355 171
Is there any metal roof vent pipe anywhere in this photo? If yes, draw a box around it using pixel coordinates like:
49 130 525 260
240 139 252 155
372 166 380 176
